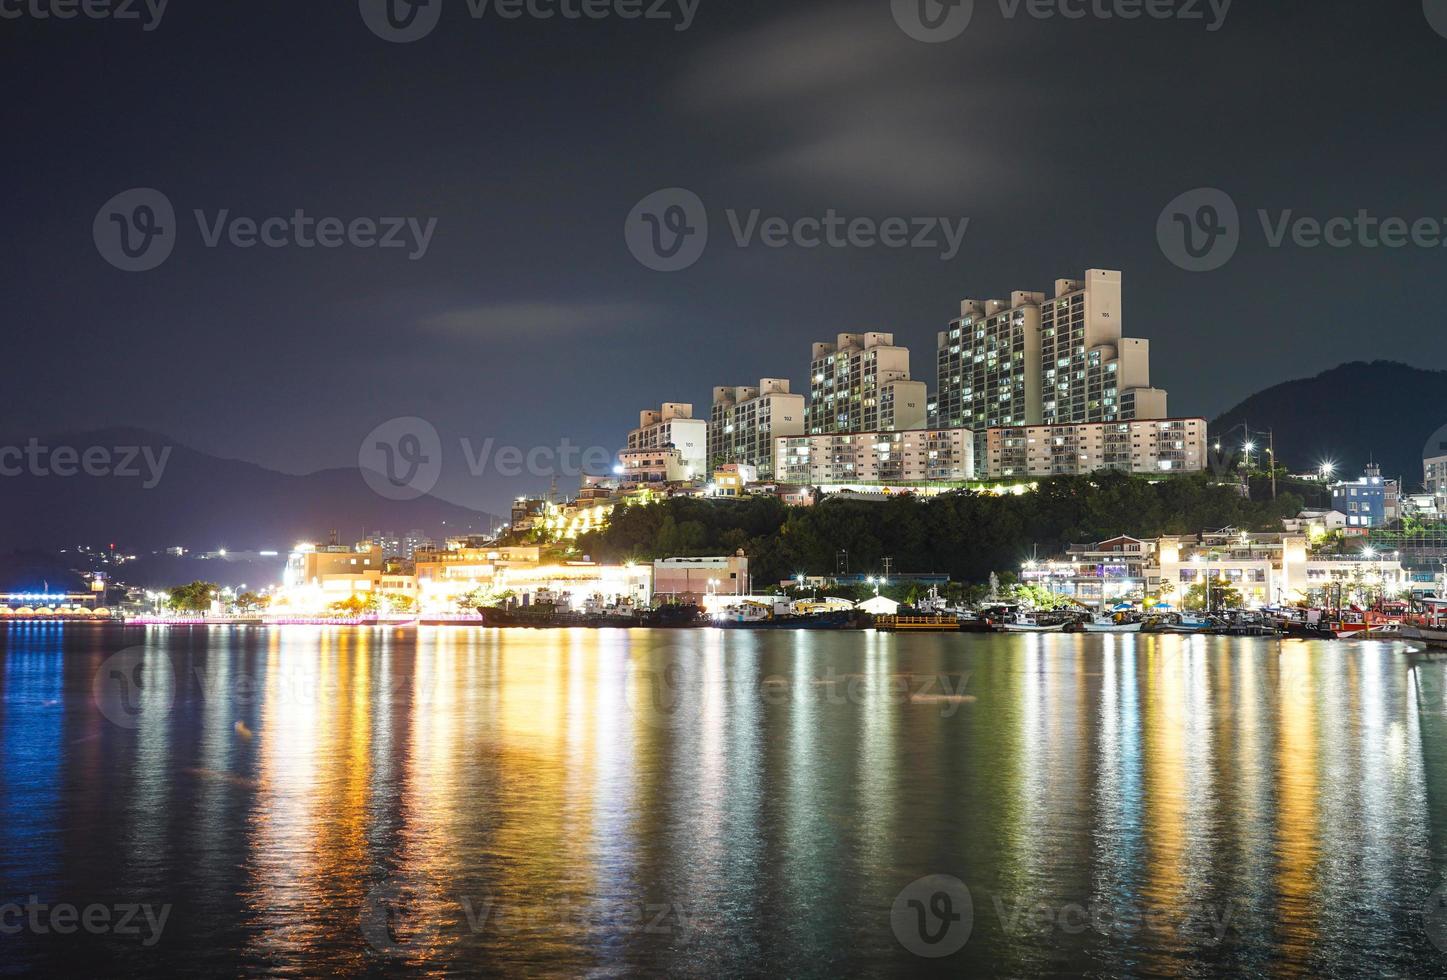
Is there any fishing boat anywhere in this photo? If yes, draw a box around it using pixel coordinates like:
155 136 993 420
1402 599 1447 650
1001 612 1069 633
1082 617 1142 634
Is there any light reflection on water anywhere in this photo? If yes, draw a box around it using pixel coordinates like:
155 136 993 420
1 625 1446 977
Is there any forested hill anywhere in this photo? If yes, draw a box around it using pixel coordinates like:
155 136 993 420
578 474 1303 586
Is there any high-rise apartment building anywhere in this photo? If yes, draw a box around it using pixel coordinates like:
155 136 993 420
807 333 928 435
708 380 806 478
627 403 707 476
936 271 1169 449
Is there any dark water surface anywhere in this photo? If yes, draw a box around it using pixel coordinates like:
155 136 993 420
3 624 1447 977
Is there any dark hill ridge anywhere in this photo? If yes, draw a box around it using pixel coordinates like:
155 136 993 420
0 429 500 552
1211 361 1447 492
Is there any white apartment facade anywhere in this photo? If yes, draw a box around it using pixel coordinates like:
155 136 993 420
1427 453 1447 513
774 428 974 486
708 379 806 478
627 403 707 476
807 333 928 435
982 418 1207 479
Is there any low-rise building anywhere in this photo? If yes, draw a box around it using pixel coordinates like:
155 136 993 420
982 418 1207 479
1033 529 1410 610
618 447 692 488
1332 464 1395 532
774 428 974 486
654 553 749 604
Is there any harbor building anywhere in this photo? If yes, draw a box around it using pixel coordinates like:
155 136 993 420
1026 531 1410 610
774 427 974 486
935 270 1170 459
627 403 707 477
708 380 806 478
806 333 928 435
981 418 1208 479
654 553 750 604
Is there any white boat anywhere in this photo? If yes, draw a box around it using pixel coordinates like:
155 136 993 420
1002 613 1067 634
1083 619 1141 634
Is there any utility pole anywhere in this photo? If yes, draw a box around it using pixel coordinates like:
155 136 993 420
1269 429 1278 500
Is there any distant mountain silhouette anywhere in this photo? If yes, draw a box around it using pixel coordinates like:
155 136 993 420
1211 361 1447 491
0 427 501 551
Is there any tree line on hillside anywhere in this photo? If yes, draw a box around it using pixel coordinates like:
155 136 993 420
576 473 1304 587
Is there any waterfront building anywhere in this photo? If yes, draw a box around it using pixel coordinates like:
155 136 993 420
708 380 805 477
1034 530 1410 609
1332 464 1394 531
653 553 749 604
774 427 974 486
935 270 1170 459
412 542 650 612
981 418 1207 479
806 333 928 435
627 403 707 476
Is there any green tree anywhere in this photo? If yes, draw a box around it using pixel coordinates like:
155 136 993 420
1182 582 1243 613
167 581 220 612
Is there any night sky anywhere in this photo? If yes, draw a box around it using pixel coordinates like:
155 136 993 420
5 0 1444 514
